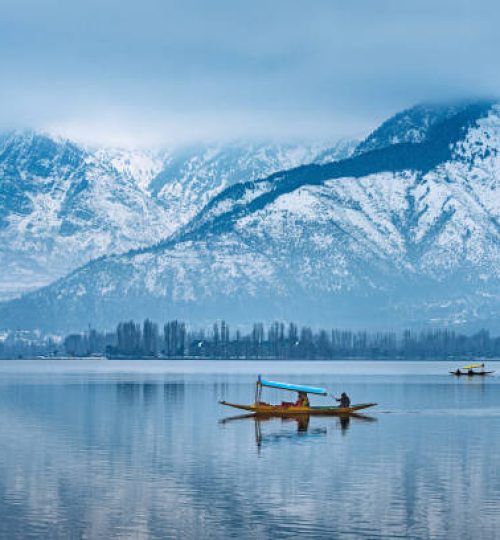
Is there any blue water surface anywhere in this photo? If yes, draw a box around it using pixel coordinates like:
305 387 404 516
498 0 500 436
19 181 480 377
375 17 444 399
0 360 499 539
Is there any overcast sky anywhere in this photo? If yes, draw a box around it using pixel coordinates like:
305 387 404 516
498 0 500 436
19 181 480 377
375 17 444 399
0 0 498 146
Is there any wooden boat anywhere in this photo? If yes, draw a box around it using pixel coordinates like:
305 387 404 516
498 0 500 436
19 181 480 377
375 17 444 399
450 370 494 376
219 400 377 415
450 363 495 376
219 375 377 416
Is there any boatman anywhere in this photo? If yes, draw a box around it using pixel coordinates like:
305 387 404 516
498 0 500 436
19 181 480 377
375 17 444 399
336 392 351 408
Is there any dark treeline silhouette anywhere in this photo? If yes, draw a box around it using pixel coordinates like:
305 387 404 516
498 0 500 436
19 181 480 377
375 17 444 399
1 320 498 360
56 319 500 360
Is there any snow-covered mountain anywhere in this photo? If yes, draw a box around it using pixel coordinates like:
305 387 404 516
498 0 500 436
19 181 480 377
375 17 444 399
0 132 166 299
146 140 356 236
0 134 351 300
1 101 498 332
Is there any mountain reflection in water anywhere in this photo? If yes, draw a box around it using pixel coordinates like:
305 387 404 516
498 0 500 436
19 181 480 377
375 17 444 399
0 360 499 539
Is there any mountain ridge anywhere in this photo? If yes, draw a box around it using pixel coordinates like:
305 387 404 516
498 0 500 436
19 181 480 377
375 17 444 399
152 101 493 249
0 133 351 299
1 101 498 332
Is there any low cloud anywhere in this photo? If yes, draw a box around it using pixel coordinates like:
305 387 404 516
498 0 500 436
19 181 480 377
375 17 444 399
0 0 498 146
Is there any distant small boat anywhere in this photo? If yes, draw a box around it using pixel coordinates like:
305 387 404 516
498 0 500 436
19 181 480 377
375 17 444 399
450 363 495 376
219 376 377 416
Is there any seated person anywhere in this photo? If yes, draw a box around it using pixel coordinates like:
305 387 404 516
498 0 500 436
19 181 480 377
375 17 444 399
295 391 309 407
336 392 351 408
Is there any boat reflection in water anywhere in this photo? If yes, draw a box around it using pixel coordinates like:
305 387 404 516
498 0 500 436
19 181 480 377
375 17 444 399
220 412 376 449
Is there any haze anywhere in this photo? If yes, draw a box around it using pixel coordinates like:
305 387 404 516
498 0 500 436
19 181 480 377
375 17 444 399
0 0 498 147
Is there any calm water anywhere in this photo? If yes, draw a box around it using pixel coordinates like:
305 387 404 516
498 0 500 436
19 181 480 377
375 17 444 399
0 360 499 539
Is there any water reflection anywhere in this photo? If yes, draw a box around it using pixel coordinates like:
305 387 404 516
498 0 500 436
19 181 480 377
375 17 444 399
220 412 376 448
116 381 185 405
0 362 499 539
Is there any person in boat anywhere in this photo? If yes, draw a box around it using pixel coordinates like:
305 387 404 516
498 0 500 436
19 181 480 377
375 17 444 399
468 368 474 375
336 392 351 408
455 368 462 375
295 391 309 407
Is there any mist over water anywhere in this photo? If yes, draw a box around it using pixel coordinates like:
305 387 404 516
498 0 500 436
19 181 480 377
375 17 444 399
0 360 499 538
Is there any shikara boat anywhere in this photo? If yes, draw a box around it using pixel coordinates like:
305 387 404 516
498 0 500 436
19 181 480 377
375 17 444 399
450 363 495 376
219 376 377 416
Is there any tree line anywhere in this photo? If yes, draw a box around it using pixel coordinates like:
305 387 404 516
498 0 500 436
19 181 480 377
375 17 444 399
1 320 498 360
59 319 500 360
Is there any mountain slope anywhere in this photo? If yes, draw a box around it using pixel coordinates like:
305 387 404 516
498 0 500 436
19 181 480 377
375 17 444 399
0 134 349 299
0 132 170 299
147 140 355 235
1 102 498 332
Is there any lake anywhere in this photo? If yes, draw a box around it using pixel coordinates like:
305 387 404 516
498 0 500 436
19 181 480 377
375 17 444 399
0 360 499 539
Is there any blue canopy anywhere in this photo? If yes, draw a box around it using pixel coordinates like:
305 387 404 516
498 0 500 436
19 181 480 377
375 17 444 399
258 376 327 395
